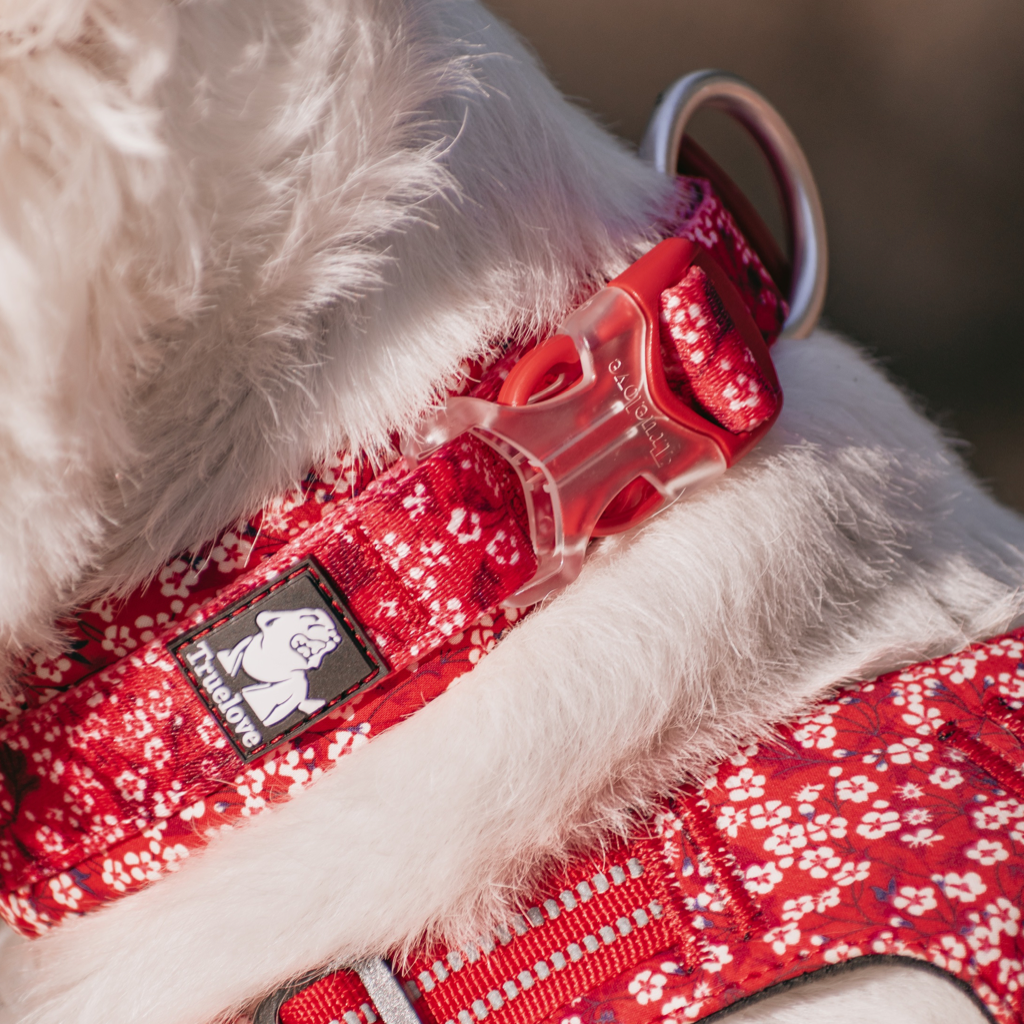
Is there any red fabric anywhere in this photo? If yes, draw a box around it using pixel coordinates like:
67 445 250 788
0 437 536 932
668 176 787 346
659 264 780 433
281 630 1024 1024
0 176 786 936
282 971 377 1024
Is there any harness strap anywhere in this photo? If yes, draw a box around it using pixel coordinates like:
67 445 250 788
273 629 1024 1024
280 837 688 1024
0 175 787 936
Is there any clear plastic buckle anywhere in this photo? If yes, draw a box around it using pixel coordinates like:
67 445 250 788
404 238 780 606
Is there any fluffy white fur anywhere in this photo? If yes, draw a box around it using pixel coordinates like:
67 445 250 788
0 2 1020 1024
0 0 670 677
723 963 988 1023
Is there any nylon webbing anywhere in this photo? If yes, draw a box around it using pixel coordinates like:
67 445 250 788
279 838 689 1024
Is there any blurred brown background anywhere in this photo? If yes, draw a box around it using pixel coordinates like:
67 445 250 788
485 0 1024 512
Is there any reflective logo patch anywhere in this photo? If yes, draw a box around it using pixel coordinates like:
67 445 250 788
169 560 386 761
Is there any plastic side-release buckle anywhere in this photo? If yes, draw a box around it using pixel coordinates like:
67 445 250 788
404 237 781 606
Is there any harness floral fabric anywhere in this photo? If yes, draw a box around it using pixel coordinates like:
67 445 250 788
543 631 1024 1024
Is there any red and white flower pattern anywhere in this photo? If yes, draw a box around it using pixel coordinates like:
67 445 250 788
543 631 1024 1024
0 175 789 938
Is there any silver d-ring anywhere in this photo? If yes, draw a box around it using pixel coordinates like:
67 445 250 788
640 69 828 341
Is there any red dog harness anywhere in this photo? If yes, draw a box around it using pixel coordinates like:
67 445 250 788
271 631 1024 1024
2 125 1021 1024
0 164 786 935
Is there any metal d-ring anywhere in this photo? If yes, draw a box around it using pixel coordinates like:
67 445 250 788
640 69 828 341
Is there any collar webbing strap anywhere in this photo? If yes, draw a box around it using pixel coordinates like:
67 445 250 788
0 175 786 936
0 436 535 896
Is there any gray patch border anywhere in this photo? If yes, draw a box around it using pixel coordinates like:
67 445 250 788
169 558 387 762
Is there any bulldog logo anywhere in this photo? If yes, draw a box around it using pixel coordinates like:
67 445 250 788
216 607 341 727
170 561 385 760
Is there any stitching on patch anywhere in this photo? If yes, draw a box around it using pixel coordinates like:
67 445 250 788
169 559 386 761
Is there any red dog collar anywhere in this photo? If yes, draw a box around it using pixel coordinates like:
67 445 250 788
406 234 782 606
0 51 832 939
0 167 785 936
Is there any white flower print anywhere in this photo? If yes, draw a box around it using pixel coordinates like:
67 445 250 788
748 801 792 829
965 839 1009 866
793 783 825 804
134 612 172 645
892 679 940 707
209 531 255 574
833 860 871 887
467 622 497 665
727 743 760 767
101 624 138 658
158 558 200 598
793 710 837 750
897 782 924 801
902 807 932 826
816 887 842 912
936 653 982 685
627 970 666 1005
891 886 938 918
806 813 848 842
781 895 815 922
929 935 967 974
932 871 987 903
699 944 734 973
997 957 1024 993
744 861 784 895
966 898 1021 966
900 828 944 849
101 858 132 893
179 801 205 822
869 930 911 957
835 775 879 803
654 811 684 840
684 884 725 917
715 805 747 838
782 886 841 920
25 650 74 686
928 766 964 789
823 941 862 964
763 924 801 955
886 738 934 765
900 699 944 736
861 747 890 771
972 799 1024 831
48 873 84 911
661 986 711 1021
763 822 807 860
723 767 765 801
798 847 842 879
856 809 901 840
88 596 120 624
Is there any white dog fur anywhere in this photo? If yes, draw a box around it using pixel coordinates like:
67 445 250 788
0 1 1020 1023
